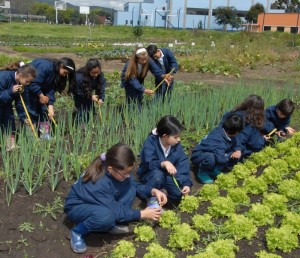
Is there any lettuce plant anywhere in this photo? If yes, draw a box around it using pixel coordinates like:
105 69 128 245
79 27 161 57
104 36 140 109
243 176 268 195
167 223 200 251
261 166 283 185
215 173 238 190
281 212 300 234
134 225 155 242
242 160 258 173
263 193 288 216
246 203 274 226
198 184 220 201
231 164 252 180
265 225 299 252
283 154 300 170
192 214 215 232
208 197 236 218
159 210 181 229
227 188 250 205
269 159 289 175
278 179 300 200
295 171 300 182
223 214 257 240
143 243 175 258
179 195 200 213
255 250 282 258
111 240 136 258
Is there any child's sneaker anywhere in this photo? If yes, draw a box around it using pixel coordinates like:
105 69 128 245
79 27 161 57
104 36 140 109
70 229 86 253
109 225 129 234
211 168 222 177
197 171 214 184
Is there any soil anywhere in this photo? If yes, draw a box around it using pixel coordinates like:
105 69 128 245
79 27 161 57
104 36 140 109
0 46 299 258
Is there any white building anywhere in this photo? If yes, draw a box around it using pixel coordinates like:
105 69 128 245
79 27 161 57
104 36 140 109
113 0 273 30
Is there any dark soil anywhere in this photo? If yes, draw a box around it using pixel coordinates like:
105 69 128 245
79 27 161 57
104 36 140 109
0 46 299 258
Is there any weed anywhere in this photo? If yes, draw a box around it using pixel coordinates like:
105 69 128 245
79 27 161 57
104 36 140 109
33 196 63 220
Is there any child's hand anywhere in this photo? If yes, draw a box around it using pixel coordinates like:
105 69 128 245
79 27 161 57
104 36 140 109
151 189 167 206
181 186 190 196
144 89 154 96
48 105 54 119
92 95 99 103
39 94 49 104
263 135 271 141
285 127 295 135
161 161 177 175
231 150 241 159
140 208 162 221
12 84 22 93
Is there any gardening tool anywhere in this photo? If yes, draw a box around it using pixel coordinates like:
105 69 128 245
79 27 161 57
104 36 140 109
267 128 277 137
19 88 38 139
153 68 175 93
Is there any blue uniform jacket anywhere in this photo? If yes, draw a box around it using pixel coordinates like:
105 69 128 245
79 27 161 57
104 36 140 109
138 134 192 187
152 48 178 83
263 105 291 133
74 72 106 101
0 70 18 106
64 172 153 223
120 59 164 99
191 125 235 166
221 111 265 156
27 58 56 105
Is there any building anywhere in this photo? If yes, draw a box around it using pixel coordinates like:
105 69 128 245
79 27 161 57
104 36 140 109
113 0 273 30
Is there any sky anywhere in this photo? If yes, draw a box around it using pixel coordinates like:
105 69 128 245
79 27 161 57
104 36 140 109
64 0 143 10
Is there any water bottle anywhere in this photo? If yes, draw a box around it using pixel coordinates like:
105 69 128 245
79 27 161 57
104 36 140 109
147 197 160 209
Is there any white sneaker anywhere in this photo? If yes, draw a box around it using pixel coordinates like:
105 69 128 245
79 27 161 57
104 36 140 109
109 225 129 234
6 135 17 151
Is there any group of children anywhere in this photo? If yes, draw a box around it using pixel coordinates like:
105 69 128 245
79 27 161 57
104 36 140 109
0 48 296 254
65 94 295 253
0 45 178 149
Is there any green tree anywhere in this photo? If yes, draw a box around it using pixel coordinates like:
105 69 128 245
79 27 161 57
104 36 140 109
273 0 300 12
133 26 143 42
214 6 238 31
245 3 265 23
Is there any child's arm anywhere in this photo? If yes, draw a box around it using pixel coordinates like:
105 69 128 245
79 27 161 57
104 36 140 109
285 127 296 135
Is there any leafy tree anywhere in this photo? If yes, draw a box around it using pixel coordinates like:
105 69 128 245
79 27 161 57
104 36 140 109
245 3 265 23
273 0 300 12
214 6 239 30
133 26 143 42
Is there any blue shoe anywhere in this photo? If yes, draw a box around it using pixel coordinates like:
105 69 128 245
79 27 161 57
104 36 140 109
211 168 222 177
70 230 86 253
197 171 214 184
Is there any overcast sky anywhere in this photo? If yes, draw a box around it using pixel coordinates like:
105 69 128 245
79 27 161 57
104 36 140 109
64 0 142 10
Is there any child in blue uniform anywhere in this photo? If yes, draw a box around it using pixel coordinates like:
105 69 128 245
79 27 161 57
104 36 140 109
121 47 168 110
72 58 106 123
262 99 295 137
0 62 36 150
191 113 245 184
64 143 167 254
17 57 75 139
146 44 178 100
224 95 269 159
138 115 192 203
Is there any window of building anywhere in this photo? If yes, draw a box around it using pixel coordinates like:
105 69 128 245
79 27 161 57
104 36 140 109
277 26 284 32
130 20 133 25
125 20 128 25
264 26 271 31
291 27 298 33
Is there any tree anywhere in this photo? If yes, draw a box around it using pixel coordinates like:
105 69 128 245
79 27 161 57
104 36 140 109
273 0 300 12
133 26 143 42
214 6 238 31
245 3 265 23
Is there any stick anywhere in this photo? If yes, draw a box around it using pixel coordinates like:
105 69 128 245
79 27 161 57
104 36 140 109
98 103 102 123
153 68 175 93
19 93 38 139
267 128 277 137
45 105 57 127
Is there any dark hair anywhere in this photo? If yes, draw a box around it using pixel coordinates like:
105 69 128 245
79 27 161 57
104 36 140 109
156 115 184 137
72 58 103 98
55 57 76 94
276 99 294 116
82 143 136 183
232 95 264 128
146 44 158 59
222 113 245 135
18 64 37 78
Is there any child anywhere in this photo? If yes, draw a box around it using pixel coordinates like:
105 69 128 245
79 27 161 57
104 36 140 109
120 47 168 110
72 58 106 123
138 115 192 203
0 62 36 151
262 99 295 137
64 143 167 254
146 44 178 100
225 95 269 159
17 57 75 139
191 113 245 184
